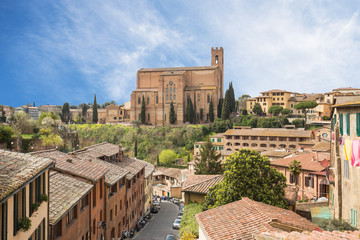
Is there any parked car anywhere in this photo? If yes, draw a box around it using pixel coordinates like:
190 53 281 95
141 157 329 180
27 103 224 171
151 206 159 213
177 215 182 220
172 219 181 229
165 234 176 240
178 212 183 218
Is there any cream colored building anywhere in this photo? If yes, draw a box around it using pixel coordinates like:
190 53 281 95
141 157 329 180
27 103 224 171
0 150 54 240
330 98 360 228
246 89 292 114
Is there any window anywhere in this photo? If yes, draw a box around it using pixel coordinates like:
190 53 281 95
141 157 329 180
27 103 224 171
195 145 199 148
115 205 117 216
217 138 221 142
166 94 168 100
156 95 158 104
197 94 200 103
120 200 123 211
93 220 96 234
207 94 210 103
66 205 77 225
100 179 103 200
166 87 168 93
170 94 172 100
93 185 97 207
173 94 176 100
305 175 314 188
339 113 344 135
346 113 350 135
351 209 358 227
138 97 141 104
148 113 150 121
110 209 113 221
81 194 89 210
357 113 360 137
173 85 176 93
290 173 298 184
344 160 349 179
147 96 150 105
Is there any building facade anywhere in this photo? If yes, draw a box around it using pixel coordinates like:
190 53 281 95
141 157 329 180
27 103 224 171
130 47 224 125
330 99 360 228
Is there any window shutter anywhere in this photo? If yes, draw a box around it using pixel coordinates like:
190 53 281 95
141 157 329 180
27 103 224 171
357 113 360 137
29 182 33 217
22 188 26 218
14 193 18 236
339 114 343 135
346 113 350 135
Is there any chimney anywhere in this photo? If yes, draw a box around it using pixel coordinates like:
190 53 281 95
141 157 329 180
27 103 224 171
66 159 73 163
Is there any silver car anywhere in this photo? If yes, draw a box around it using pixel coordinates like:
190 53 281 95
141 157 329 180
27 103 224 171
172 219 181 229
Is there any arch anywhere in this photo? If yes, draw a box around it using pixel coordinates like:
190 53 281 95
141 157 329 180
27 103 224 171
226 148 232 151
243 143 249 147
138 96 141 104
147 96 150 104
173 85 176 93
251 143 258 147
207 94 210 103
289 145 296 149
279 144 286 148
269 144 276 148
226 142 232 146
197 93 201 103
234 142 240 146
260 144 267 148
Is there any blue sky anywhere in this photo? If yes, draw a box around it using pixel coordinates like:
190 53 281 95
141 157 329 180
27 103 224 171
1 0 360 107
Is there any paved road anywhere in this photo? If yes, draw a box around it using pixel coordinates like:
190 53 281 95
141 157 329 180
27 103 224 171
134 201 180 240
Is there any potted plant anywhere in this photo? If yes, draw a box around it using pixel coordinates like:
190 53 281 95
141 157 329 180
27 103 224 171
32 202 39 212
41 193 48 202
18 217 31 231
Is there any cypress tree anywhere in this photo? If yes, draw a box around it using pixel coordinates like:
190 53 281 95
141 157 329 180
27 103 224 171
134 138 138 158
209 98 214 122
140 95 146 124
61 102 71 123
221 90 230 120
200 108 204 121
217 98 223 118
186 98 194 123
193 93 197 123
92 94 98 123
229 82 236 112
169 101 176 124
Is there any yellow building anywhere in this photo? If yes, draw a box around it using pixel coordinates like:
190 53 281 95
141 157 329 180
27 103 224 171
246 89 292 114
0 150 54 240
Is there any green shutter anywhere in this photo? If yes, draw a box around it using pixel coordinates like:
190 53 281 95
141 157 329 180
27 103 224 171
346 113 350 135
22 188 26 218
14 193 18 236
332 114 337 130
339 113 343 135
29 182 33 217
357 113 360 137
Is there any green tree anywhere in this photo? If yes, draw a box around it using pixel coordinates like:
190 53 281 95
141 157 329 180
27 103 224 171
237 94 251 111
195 139 222 174
140 95 146 124
92 94 98 123
221 90 230 120
204 149 288 210
0 125 14 148
252 102 263 116
200 108 204 121
294 101 318 127
209 98 214 122
268 105 283 116
169 101 176 124
179 203 203 239
281 108 291 115
186 98 195 124
289 160 302 186
159 149 177 165
211 119 232 133
101 100 116 108
217 98 223 118
81 103 89 122
60 103 71 123
134 138 138 158
228 82 236 112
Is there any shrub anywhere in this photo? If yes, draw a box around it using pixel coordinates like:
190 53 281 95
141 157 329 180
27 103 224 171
179 203 204 238
317 218 357 232
18 217 31 231
41 194 48 202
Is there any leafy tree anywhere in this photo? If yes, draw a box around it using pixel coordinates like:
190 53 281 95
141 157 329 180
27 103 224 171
69 105 77 109
169 101 176 124
237 94 251 111
195 139 222 174
211 119 232 133
159 149 177 165
241 109 248 115
92 94 98 123
179 203 203 239
217 98 223 118
134 138 138 158
38 112 58 124
81 103 89 122
318 218 358 232
281 108 291 115
101 100 116 108
208 98 214 122
292 119 305 128
186 98 195 124
11 112 38 134
0 125 14 148
40 128 63 148
252 102 263 116
60 103 71 123
289 160 302 186
268 105 283 116
140 95 146 124
221 90 230 120
294 101 318 127
204 149 288 210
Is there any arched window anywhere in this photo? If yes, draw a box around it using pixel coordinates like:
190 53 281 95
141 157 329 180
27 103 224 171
138 96 141 104
166 94 168 100
243 143 249 147
156 95 158 104
279 144 286 148
260 144 267 148
170 94 172 100
173 85 176 93
251 143 258 147
170 87 172 93
187 94 190 101
270 144 276 148
226 148 232 151
226 142 232 146
173 94 176 101
166 85 169 93
207 94 210 103
197 94 200 103
147 96 150 104
289 145 296 149
215 55 218 64
235 143 240 146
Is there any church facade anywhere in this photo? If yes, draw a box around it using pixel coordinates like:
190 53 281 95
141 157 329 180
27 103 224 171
130 47 224 125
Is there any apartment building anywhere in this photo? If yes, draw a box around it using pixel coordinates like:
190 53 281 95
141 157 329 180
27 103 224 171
246 89 292 114
49 172 93 240
330 98 360 228
139 161 155 215
31 150 109 240
222 128 315 153
0 150 54 240
193 133 224 159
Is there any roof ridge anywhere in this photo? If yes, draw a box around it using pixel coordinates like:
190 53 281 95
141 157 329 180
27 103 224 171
182 175 222 190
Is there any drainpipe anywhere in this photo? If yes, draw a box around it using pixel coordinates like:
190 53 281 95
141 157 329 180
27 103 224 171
335 124 342 220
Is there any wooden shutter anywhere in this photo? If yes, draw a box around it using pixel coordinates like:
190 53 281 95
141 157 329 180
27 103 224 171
13 193 18 236
339 113 343 135
346 113 350 135
22 188 26 218
357 113 360 137
29 182 33 217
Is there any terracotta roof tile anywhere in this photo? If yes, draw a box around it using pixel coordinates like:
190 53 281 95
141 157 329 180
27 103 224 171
224 128 314 138
182 175 215 188
49 172 93 225
195 198 319 240
31 150 108 182
153 167 182 182
256 230 360 239
0 150 54 203
270 152 330 172
80 142 121 157
112 156 146 180
312 142 331 152
136 159 155 178
261 150 295 158
182 175 223 194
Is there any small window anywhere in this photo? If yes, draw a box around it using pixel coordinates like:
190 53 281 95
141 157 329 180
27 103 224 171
173 85 176 93
173 94 176 100
170 94 172 100
148 113 150 121
166 94 168 100
207 94 210 103
170 87 172 93
166 87 168 93
156 95 158 104
138 96 141 104
215 55 218 64
351 209 358 227
346 113 350 135
147 96 150 105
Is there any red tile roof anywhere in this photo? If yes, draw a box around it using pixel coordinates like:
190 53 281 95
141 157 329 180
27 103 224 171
31 150 108 183
256 230 360 240
270 152 329 172
182 175 223 194
195 198 320 240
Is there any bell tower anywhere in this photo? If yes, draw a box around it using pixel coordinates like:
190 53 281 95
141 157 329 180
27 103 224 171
211 47 224 98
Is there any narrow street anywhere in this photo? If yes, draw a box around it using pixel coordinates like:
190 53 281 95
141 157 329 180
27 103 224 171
134 201 180 240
